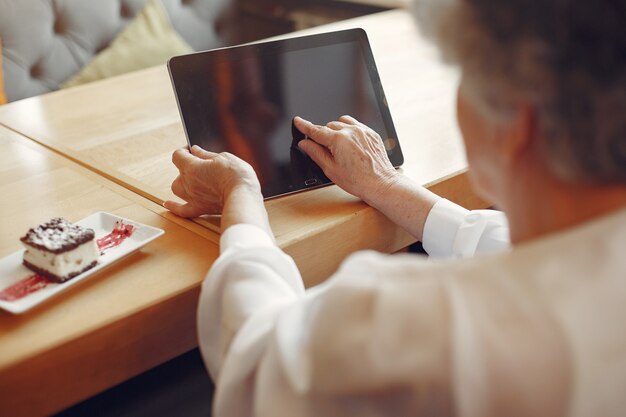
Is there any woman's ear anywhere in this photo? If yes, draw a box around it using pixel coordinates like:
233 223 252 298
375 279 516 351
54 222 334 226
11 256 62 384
501 103 537 163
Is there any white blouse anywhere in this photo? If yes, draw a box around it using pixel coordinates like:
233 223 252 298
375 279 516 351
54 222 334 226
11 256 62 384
197 199 626 417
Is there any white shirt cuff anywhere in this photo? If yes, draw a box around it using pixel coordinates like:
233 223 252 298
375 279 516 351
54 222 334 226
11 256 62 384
220 224 275 254
422 199 470 258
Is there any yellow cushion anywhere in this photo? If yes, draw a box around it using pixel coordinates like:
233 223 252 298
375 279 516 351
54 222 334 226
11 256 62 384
62 0 192 88
0 40 7 105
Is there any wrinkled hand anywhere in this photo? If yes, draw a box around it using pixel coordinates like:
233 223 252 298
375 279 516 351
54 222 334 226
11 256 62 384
294 115 398 203
164 145 261 218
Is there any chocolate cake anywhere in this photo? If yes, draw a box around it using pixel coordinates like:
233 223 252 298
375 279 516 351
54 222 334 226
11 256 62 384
20 218 100 282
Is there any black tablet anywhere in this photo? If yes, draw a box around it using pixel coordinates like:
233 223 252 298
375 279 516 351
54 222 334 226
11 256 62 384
168 28 403 199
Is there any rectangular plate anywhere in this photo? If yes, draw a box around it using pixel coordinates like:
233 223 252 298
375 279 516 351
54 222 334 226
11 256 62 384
0 212 165 314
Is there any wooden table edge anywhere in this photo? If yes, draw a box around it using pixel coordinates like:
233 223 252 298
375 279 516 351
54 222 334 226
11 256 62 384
0 285 202 417
0 122 222 243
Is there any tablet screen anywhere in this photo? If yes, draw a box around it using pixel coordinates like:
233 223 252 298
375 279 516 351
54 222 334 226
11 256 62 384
169 29 402 198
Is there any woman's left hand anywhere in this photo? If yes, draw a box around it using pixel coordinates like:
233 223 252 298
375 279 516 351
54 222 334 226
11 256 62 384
164 145 261 218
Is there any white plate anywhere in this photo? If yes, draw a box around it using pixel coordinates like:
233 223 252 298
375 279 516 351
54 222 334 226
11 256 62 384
0 212 164 314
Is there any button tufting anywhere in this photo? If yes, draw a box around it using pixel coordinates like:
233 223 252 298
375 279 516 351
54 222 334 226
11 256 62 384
181 0 193 5
120 3 133 18
53 18 65 34
30 65 43 79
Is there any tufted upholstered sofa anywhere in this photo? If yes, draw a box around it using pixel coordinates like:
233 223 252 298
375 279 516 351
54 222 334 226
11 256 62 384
0 0 230 102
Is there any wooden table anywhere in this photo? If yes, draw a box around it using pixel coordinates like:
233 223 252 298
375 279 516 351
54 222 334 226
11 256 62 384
0 9 485 417
0 126 221 417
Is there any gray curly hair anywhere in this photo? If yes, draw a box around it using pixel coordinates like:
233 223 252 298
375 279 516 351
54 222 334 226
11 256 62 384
413 0 626 184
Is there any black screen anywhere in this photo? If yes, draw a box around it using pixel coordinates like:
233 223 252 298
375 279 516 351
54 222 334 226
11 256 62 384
169 29 402 198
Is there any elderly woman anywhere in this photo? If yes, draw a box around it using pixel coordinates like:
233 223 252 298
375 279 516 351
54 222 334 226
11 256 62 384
165 0 626 415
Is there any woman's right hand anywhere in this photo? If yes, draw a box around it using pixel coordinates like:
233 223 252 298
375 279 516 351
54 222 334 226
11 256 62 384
294 115 399 204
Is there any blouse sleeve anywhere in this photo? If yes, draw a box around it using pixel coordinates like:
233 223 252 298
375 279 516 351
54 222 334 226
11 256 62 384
422 199 510 259
197 223 305 379
197 225 452 417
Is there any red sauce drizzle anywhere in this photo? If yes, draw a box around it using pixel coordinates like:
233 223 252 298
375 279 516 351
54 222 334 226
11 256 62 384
0 221 136 303
0 273 50 301
97 221 135 254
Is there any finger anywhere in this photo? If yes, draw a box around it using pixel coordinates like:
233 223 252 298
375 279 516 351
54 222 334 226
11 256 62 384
190 145 218 160
172 148 196 170
170 176 188 200
163 201 205 218
326 121 350 131
293 116 335 147
298 139 333 170
338 115 365 127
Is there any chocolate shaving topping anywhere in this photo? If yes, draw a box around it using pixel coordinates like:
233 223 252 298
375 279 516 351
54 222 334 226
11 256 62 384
20 217 96 254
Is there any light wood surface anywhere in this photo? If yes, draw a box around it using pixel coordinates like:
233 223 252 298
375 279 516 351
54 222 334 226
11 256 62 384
0 126 221 417
0 10 482 266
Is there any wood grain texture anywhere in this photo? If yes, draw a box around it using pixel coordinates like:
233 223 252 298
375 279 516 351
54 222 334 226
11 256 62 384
0 127 220 417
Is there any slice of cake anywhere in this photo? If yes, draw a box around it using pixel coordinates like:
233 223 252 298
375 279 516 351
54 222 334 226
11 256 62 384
20 217 100 283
